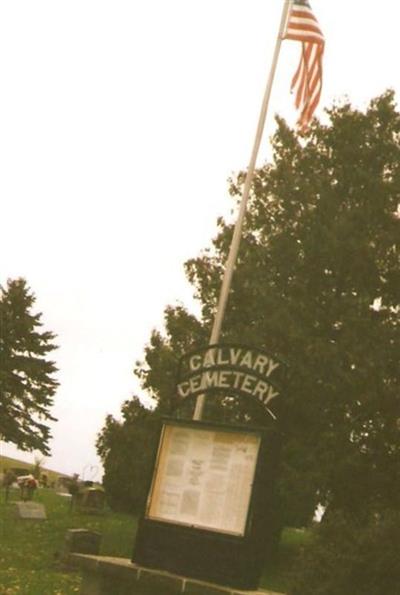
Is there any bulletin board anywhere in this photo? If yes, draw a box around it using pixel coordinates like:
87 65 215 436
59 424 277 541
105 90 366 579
146 422 261 536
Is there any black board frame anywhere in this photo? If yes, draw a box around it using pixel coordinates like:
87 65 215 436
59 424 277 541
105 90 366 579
133 417 281 590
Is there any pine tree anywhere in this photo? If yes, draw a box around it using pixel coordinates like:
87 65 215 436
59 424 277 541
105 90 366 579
0 278 58 454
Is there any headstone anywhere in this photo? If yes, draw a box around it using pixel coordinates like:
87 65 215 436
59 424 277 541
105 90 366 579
15 501 47 520
65 528 102 555
78 487 106 514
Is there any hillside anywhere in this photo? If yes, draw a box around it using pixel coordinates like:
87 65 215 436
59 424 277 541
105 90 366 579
0 454 70 484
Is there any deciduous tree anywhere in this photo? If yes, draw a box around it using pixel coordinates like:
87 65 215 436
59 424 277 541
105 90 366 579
98 91 400 523
96 397 158 513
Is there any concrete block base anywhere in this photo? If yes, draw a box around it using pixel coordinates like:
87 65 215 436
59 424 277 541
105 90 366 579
67 553 285 595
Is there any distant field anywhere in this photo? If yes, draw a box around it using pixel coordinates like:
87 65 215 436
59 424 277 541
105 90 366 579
0 454 70 484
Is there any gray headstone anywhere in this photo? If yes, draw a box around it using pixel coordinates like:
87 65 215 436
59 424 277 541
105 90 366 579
15 501 47 520
65 528 101 555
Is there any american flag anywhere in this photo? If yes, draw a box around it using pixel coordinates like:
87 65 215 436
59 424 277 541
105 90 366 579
284 0 325 130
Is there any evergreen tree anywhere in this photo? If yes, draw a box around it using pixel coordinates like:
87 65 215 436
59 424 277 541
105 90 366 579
0 278 58 455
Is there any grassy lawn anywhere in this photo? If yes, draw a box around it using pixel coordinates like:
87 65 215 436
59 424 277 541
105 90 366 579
0 486 309 594
260 527 312 593
0 488 137 595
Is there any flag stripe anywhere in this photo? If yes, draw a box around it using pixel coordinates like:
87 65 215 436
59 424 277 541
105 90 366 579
283 0 324 130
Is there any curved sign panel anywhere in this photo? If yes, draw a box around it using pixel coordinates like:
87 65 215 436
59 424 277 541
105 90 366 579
176 344 287 419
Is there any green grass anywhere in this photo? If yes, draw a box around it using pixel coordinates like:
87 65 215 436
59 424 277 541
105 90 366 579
260 527 312 592
0 486 309 594
0 488 138 595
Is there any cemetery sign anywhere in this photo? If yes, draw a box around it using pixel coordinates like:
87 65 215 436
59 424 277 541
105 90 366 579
177 344 286 418
133 418 280 590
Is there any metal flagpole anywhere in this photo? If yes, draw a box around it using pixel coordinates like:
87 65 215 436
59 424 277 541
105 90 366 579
193 0 292 421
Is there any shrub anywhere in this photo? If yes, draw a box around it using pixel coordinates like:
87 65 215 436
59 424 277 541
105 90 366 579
288 510 400 595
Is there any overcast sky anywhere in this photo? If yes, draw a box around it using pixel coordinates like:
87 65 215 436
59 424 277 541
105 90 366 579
1 1 399 479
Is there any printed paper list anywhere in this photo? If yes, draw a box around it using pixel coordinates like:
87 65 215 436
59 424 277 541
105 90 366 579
147 426 261 536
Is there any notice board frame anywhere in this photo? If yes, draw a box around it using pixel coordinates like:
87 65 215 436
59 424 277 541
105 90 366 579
146 420 261 536
133 417 281 590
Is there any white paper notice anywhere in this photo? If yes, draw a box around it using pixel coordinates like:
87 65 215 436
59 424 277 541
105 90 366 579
147 424 261 536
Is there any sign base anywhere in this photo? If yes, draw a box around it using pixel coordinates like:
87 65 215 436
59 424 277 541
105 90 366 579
67 552 286 595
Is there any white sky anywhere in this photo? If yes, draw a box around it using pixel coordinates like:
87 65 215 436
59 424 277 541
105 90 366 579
1 1 399 479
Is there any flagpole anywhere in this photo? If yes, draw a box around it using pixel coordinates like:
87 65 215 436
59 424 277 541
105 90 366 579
193 0 292 421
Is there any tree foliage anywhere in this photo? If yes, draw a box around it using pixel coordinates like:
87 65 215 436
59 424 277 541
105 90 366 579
288 510 400 595
98 91 400 522
0 278 58 455
96 397 159 513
